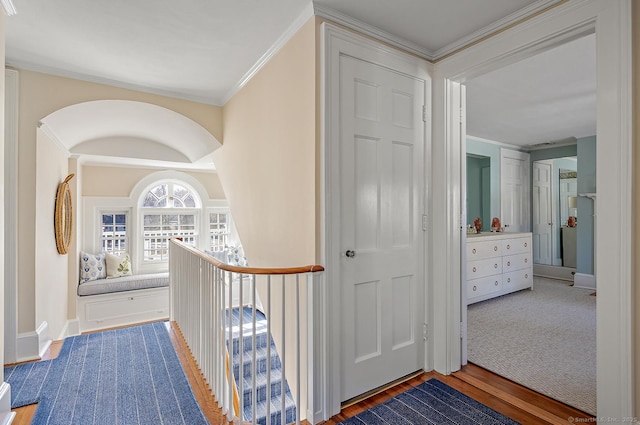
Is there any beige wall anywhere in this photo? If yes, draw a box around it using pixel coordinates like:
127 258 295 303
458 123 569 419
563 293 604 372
633 0 639 416
81 165 225 199
215 18 316 268
16 70 222 334
34 129 70 340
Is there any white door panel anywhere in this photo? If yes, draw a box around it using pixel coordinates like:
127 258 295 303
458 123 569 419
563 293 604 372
500 149 530 232
532 161 553 264
339 55 425 401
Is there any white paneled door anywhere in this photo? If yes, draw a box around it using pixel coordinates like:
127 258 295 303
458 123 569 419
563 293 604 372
339 55 425 401
532 161 553 264
500 149 530 233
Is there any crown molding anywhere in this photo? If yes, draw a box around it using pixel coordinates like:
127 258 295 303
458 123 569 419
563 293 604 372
466 134 525 150
75 154 217 172
432 0 566 59
38 121 71 156
5 59 224 106
314 1 566 62
221 2 315 105
313 4 434 60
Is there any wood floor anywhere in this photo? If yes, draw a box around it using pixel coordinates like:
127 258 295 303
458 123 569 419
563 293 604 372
9 321 594 425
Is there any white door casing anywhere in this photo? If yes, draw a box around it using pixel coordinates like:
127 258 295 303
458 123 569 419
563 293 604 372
339 54 425 402
532 160 553 265
434 0 632 418
500 149 530 232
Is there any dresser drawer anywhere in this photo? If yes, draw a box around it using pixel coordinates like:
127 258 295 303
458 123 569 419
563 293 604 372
467 275 502 299
501 237 531 255
467 257 502 279
502 252 530 272
467 240 502 260
503 269 533 291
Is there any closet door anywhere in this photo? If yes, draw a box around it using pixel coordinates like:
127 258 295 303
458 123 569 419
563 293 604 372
501 149 530 232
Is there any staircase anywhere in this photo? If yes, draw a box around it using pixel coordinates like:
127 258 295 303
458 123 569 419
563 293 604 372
227 306 296 425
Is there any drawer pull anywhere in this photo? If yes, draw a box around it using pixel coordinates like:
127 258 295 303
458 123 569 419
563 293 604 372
472 248 477 254
524 242 528 247
525 258 528 263
494 281 499 286
525 274 529 279
473 285 477 292
507 261 511 266
129 297 134 301
507 278 511 283
506 244 510 249
494 263 498 268
494 246 498 251
472 267 477 272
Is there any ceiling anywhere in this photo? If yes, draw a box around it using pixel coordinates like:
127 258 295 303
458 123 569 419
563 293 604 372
465 33 596 147
5 0 594 151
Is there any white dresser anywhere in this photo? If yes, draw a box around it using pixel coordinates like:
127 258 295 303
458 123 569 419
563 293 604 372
466 232 533 304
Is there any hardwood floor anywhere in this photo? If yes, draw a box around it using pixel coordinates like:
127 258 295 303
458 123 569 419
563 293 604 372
8 322 595 424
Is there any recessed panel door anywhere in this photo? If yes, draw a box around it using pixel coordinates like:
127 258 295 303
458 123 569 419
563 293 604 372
533 161 553 264
339 55 425 401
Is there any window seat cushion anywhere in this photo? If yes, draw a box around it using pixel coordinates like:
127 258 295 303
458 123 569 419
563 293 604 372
77 272 169 296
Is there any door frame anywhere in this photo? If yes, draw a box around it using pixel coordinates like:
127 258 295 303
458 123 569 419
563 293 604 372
434 0 632 418
322 22 432 419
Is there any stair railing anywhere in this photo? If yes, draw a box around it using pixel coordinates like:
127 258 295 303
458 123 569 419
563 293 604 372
169 238 324 425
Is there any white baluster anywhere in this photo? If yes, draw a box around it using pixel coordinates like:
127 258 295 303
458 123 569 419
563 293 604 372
251 276 257 425
266 275 272 425
281 275 286 425
296 274 300 425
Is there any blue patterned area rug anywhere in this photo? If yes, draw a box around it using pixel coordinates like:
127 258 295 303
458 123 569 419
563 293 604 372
339 379 519 425
5 322 207 425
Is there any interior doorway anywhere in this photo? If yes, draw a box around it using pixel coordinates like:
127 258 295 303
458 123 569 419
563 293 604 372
461 33 597 414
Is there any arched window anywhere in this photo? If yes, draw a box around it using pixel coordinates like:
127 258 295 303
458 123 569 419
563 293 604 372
140 181 200 262
87 170 231 274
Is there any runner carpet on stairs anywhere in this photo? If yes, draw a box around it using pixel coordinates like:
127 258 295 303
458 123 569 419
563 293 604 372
227 306 296 425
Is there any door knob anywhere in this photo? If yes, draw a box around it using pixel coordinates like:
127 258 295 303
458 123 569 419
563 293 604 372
345 250 356 258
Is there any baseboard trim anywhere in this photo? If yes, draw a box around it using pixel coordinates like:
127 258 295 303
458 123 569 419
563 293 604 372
16 321 51 362
58 319 80 340
532 264 575 281
573 273 596 290
0 382 15 425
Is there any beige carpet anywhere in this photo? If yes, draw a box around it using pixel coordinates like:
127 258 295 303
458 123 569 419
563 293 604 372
467 277 596 415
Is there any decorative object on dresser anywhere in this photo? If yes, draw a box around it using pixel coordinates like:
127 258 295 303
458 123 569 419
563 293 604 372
473 216 482 233
466 232 533 304
490 216 501 232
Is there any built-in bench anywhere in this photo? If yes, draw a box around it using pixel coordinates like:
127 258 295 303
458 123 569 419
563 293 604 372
77 272 170 332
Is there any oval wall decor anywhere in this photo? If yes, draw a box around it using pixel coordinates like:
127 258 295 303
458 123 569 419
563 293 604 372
55 174 74 255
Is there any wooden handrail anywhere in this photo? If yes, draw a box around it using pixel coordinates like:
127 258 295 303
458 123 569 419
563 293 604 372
169 238 325 274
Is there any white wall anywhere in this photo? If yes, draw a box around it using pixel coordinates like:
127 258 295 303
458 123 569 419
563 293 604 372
34 128 69 341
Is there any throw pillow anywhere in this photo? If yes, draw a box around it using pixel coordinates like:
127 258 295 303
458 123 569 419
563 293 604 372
225 244 249 267
106 252 133 278
79 252 106 283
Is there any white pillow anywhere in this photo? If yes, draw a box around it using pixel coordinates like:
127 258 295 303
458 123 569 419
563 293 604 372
79 252 106 283
106 252 133 278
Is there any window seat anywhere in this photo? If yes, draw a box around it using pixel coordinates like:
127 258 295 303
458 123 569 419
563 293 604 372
77 272 169 296
77 272 170 332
